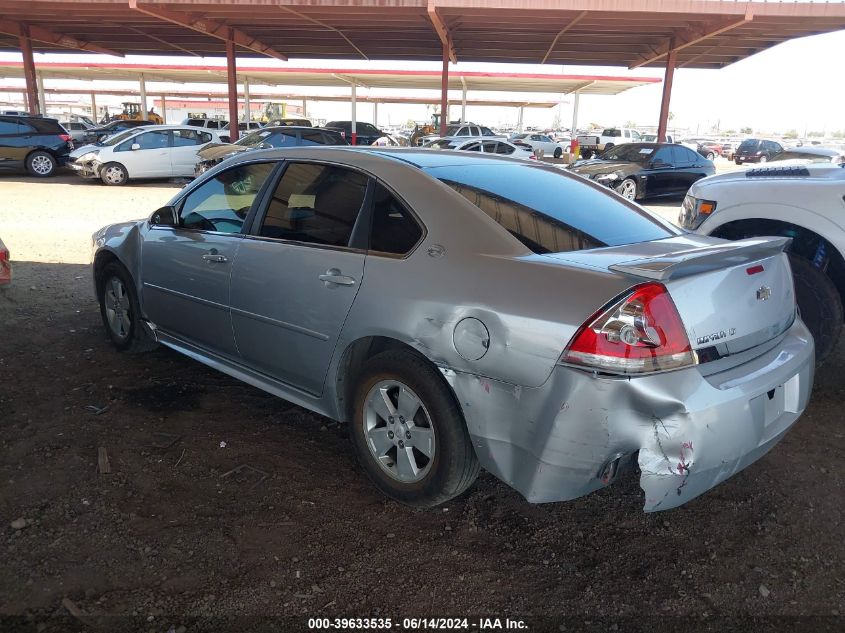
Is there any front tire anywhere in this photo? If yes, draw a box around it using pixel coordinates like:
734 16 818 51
553 147 563 158
705 152 715 161
615 178 638 200
97 262 157 353
100 162 128 186
759 155 768 164
26 151 57 177
349 350 480 507
735 159 743 165
788 255 843 366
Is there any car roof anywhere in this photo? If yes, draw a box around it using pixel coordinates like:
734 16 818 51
780 146 841 156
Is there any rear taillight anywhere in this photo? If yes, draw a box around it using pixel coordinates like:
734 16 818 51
561 282 695 375
59 134 71 142
0 247 10 284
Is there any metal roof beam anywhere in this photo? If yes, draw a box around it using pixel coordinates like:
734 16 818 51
0 17 122 57
629 8 753 69
128 1 287 60
428 0 457 63
541 10 588 64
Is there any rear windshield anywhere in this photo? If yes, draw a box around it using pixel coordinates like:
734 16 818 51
428 163 676 254
738 139 760 151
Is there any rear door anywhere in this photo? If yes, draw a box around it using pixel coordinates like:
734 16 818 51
170 128 211 176
229 161 370 394
644 145 677 195
141 161 277 358
670 145 698 192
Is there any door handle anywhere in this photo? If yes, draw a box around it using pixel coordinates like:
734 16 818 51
319 268 356 287
202 251 227 263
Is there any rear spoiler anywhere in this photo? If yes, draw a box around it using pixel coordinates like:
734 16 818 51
609 237 791 281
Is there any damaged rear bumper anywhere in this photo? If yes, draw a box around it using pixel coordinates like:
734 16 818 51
445 319 814 512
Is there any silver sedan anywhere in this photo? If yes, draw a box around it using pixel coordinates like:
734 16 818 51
91 147 814 511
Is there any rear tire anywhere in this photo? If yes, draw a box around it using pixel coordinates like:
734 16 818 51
349 350 480 507
100 162 128 186
788 255 843 366
553 147 563 158
705 152 715 161
97 262 157 353
581 149 593 159
735 159 743 165
759 155 768 164
26 151 57 177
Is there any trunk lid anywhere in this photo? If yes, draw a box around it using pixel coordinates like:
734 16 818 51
548 235 797 366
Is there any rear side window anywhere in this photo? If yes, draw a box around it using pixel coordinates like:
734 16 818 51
299 131 327 145
323 131 346 145
172 129 206 146
259 163 369 247
369 183 423 255
429 164 676 254
602 129 621 137
0 120 19 134
179 162 275 233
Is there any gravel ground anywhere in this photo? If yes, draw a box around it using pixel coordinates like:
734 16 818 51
0 168 843 632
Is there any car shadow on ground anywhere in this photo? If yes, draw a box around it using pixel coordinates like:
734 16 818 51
0 169 188 188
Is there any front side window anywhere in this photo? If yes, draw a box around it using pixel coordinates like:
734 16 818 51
0 120 19 134
258 162 369 247
429 163 676 254
369 183 423 255
179 162 275 233
133 130 170 150
602 129 622 137
462 142 481 152
299 131 327 145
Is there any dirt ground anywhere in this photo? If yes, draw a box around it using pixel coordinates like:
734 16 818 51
1 170 843 632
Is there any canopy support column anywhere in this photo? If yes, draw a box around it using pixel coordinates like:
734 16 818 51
439 42 449 136
225 34 238 141
461 85 467 123
657 41 677 143
351 84 357 144
36 72 45 115
160 95 167 123
302 98 307 119
139 72 147 115
373 101 378 128
90 91 97 122
517 105 524 133
242 76 250 122
570 90 580 137
19 27 39 114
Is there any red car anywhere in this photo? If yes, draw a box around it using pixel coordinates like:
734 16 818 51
0 237 10 285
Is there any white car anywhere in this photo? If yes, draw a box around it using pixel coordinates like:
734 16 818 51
419 123 504 145
680 164 845 363
70 125 225 185
424 137 535 159
510 133 568 158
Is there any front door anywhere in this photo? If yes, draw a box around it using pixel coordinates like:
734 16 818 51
230 161 370 395
140 161 277 358
114 129 172 178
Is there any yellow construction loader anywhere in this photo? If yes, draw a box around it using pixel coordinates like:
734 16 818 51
113 102 163 124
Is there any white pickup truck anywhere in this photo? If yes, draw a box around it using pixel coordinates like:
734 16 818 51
576 127 642 158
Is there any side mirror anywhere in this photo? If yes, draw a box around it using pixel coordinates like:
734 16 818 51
131 143 141 151
150 205 177 227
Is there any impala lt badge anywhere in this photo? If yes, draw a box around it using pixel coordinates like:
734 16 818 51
756 286 772 301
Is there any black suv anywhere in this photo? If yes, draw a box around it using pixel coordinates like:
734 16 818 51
0 115 73 177
194 126 348 175
734 138 783 165
323 121 385 145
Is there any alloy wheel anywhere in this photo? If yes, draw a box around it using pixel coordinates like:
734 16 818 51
31 154 53 175
617 179 637 200
104 276 131 340
363 380 436 483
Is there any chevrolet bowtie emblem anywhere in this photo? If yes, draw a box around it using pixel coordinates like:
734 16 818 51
756 286 772 301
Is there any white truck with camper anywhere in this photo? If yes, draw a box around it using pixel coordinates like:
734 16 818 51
680 163 845 364
576 127 642 158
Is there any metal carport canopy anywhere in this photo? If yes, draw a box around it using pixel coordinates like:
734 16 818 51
1 1 844 69
0 61 658 95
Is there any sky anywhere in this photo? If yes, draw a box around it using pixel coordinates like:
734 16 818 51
1 27 844 135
